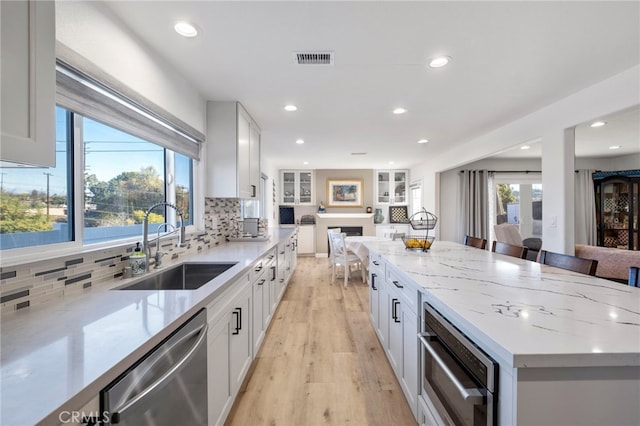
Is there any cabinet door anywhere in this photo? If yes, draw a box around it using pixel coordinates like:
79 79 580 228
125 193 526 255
298 171 313 204
377 171 391 204
229 288 252 395
207 315 231 426
378 279 391 348
1 0 56 167
252 273 266 355
297 226 315 254
393 171 408 205
281 171 296 204
388 293 403 376
249 124 260 198
400 306 419 417
237 108 251 198
369 269 381 330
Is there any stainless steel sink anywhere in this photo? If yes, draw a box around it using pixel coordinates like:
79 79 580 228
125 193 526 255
115 262 237 290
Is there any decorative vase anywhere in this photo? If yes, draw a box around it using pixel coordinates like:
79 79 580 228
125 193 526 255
374 208 384 224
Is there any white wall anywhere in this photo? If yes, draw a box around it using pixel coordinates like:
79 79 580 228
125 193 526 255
55 1 205 133
412 65 640 253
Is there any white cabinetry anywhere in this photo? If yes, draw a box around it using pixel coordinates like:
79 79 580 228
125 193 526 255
297 225 315 255
207 273 252 426
376 224 411 238
1 0 56 166
252 248 276 355
206 101 261 199
370 252 419 420
280 170 314 205
375 170 408 205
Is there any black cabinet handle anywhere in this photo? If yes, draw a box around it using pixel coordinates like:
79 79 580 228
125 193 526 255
393 280 403 289
270 266 276 281
392 299 401 323
232 308 242 334
251 185 256 197
372 260 380 266
255 265 263 272
280 251 285 255
257 279 266 286
371 273 377 291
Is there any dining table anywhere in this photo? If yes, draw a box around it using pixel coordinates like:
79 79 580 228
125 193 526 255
344 236 387 283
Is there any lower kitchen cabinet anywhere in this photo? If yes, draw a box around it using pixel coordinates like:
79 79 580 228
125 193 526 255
370 252 419 420
207 273 252 426
252 249 276 355
297 225 315 255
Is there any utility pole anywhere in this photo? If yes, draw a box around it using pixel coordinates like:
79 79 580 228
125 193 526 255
43 172 52 218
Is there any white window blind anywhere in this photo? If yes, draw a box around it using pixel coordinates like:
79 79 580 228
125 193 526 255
55 51 204 160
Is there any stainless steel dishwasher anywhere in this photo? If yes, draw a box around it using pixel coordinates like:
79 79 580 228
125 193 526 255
101 309 208 425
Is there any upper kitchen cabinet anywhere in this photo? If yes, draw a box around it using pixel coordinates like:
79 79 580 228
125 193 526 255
375 170 408 205
206 101 261 199
1 0 56 167
280 170 314 205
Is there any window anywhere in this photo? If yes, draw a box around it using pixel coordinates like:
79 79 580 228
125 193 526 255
0 107 73 250
492 174 542 241
410 179 423 216
0 107 194 251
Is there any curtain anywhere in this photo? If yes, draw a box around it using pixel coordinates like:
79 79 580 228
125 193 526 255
575 169 597 245
460 170 492 242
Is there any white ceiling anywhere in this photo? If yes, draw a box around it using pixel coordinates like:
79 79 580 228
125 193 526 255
102 1 640 170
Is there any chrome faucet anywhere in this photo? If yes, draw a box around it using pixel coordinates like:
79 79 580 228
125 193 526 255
154 223 176 269
142 202 186 270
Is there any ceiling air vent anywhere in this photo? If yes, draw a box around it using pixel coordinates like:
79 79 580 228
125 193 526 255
293 51 334 65
351 152 367 156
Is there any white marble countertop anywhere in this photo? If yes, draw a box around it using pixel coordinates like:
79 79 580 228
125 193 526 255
364 240 640 369
0 228 294 426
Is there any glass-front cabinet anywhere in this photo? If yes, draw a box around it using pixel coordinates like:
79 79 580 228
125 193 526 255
376 170 408 205
280 170 314 205
594 170 639 250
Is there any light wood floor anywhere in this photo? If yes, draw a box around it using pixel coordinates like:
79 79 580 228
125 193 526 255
226 256 417 426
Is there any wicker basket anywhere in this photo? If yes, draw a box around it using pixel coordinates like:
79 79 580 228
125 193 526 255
401 235 435 251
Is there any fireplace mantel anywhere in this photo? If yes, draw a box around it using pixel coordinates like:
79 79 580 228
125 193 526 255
316 213 374 219
315 213 375 254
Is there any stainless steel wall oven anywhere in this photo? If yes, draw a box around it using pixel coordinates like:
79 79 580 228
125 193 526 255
419 303 498 426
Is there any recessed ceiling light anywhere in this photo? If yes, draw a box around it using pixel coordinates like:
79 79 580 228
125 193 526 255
590 121 606 128
428 56 450 68
609 145 621 150
303 161 309 165
417 139 429 144
174 21 198 38
520 145 530 150
284 104 298 112
295 139 304 144
393 108 407 115
389 161 395 165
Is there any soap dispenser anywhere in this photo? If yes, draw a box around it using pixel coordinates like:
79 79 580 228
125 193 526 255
130 242 146 275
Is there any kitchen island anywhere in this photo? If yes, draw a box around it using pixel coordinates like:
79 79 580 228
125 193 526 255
0 228 296 426
365 240 640 426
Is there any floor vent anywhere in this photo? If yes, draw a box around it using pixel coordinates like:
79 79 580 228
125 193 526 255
293 51 334 65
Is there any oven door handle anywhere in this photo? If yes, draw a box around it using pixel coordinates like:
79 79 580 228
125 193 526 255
111 323 208 423
418 332 485 405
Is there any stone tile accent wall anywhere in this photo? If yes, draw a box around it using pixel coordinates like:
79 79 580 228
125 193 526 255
0 198 241 313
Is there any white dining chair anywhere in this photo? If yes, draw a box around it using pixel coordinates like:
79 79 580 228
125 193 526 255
328 232 364 287
327 228 341 268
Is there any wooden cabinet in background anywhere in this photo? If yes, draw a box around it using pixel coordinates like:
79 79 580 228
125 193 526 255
1 0 56 166
206 101 261 199
594 170 639 250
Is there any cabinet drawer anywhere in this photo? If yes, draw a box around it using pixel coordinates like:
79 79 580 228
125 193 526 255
385 264 418 314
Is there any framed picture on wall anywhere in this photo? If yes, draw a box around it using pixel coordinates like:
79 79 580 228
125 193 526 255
327 179 363 207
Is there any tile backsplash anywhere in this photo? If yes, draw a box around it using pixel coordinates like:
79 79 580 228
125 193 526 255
0 198 242 313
